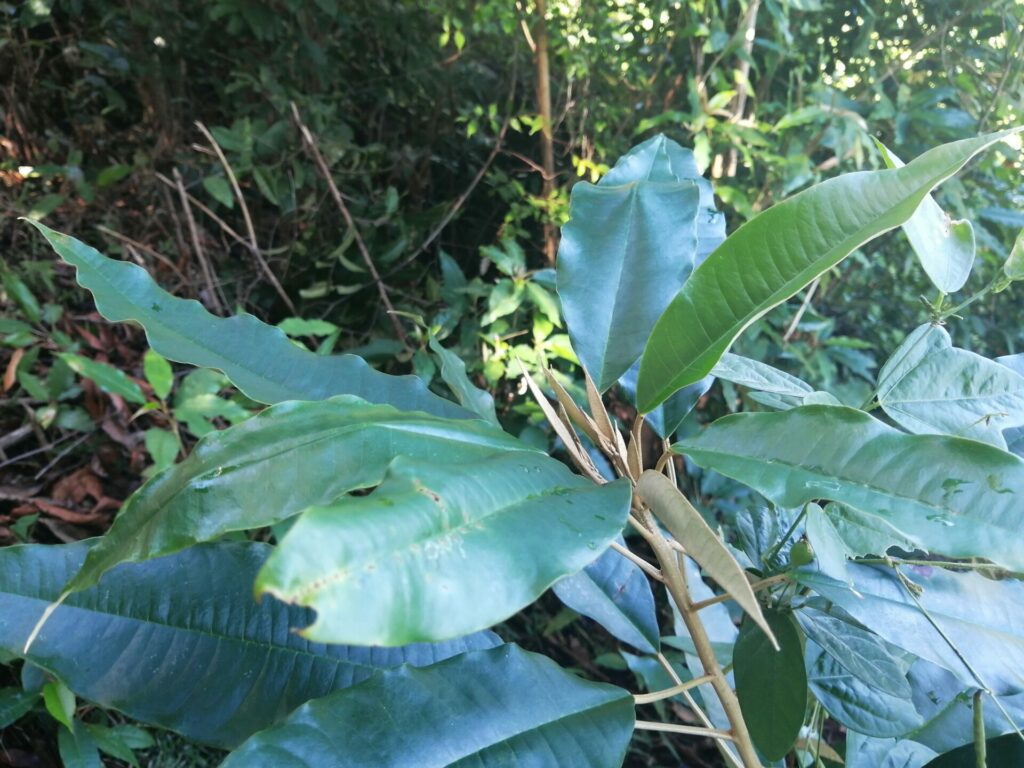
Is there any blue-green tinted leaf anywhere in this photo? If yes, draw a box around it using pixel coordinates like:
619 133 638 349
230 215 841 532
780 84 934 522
221 645 635 768
553 540 660 653
0 541 500 749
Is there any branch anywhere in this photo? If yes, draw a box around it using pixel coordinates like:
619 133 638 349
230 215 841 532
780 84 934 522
290 103 408 347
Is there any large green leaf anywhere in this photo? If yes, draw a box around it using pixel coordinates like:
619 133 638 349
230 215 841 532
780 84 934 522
875 142 976 294
221 644 636 768
806 644 922 738
62 395 534 594
734 609 807 761
800 563 1024 695
26 221 470 419
0 541 500 749
557 135 703 390
674 405 1024 571
637 129 1020 411
797 607 912 698
552 539 660 654
876 323 1024 448
257 454 632 644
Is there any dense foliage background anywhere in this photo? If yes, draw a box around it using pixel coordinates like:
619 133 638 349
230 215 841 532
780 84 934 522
1 1 1023 765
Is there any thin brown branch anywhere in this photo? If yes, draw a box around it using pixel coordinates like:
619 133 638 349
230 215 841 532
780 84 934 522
96 226 188 285
194 121 296 314
290 103 408 346
171 168 225 314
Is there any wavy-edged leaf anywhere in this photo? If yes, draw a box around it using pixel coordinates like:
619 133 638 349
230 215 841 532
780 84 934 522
637 470 774 645
674 405 1024 571
552 539 660 653
558 135 712 391
0 541 500 749
799 563 1024 695
638 129 1021 411
26 221 470 419
63 395 535 594
877 323 1024 447
258 454 632 644
221 644 635 768
875 141 976 293
806 644 922 738
734 610 806 761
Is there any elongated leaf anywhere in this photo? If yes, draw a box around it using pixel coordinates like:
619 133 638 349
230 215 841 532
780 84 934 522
0 541 500 749
26 221 470 419
797 608 911 698
846 733 937 768
258 454 632 644
820 502 923 558
877 323 1024 447
1002 228 1024 281
875 142 976 293
558 135 705 390
636 470 774 645
807 645 922 738
637 129 1021 411
58 724 101 768
63 395 534 594
553 539 660 653
221 644 635 768
59 352 146 404
712 352 814 397
734 610 807 760
674 405 1024 571
427 335 498 425
800 563 1024 695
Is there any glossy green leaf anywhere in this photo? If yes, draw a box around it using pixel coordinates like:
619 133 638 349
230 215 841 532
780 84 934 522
26 221 471 419
734 609 807 761
63 395 535 594
258 454 632 644
43 679 75 729
428 335 498 425
0 541 500 749
58 352 146 404
0 688 38 729
875 141 975 294
807 645 922 738
221 644 635 768
800 563 1024 695
636 470 774 644
638 129 1020 411
552 539 660 653
711 352 839 410
797 608 911 698
924 734 1024 768
877 323 1024 447
557 135 703 390
142 349 173 400
674 405 1024 571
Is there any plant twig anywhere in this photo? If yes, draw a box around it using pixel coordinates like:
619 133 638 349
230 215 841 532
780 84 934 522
609 540 664 583
691 573 790 611
783 276 819 342
634 674 716 704
194 121 296 314
290 103 407 346
171 168 225 314
634 720 734 741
